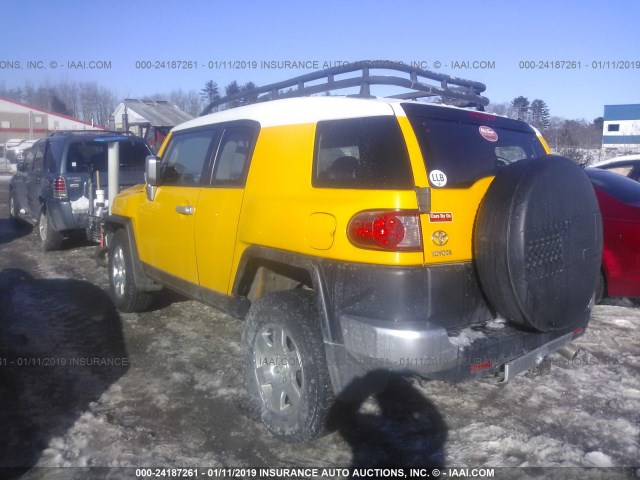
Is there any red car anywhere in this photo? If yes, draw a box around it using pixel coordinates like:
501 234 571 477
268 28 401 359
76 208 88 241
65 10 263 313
586 167 640 303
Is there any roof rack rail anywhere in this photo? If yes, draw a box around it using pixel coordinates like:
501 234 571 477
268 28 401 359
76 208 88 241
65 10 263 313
48 130 135 137
201 60 489 115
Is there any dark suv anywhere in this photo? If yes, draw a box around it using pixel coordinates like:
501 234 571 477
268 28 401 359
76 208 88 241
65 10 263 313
9 131 152 251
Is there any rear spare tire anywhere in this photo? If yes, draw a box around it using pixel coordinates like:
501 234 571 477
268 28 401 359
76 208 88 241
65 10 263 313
474 156 602 332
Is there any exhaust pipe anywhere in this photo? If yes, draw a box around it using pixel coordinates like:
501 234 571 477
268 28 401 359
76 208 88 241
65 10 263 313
557 344 580 361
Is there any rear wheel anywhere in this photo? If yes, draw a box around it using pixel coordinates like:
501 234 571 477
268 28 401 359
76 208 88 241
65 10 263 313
109 230 153 312
38 208 63 251
242 289 334 443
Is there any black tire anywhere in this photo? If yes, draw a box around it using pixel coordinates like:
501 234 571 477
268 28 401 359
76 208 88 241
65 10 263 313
9 189 22 227
474 156 602 332
38 207 63 251
108 229 154 312
241 289 334 443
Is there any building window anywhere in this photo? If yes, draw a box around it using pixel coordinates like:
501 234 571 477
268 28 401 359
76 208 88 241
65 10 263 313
35 116 43 124
1 121 10 128
608 124 620 132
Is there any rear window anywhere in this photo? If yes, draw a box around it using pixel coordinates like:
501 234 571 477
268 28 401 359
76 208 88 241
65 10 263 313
65 140 150 173
405 104 546 188
313 116 413 189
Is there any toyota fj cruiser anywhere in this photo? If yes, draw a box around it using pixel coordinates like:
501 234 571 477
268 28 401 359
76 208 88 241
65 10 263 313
104 63 602 442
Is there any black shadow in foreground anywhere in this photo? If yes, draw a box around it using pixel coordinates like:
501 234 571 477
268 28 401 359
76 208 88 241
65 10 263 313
0 269 129 477
329 373 448 470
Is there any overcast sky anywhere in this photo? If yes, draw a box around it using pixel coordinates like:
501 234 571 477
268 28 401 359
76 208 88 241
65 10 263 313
3 0 639 120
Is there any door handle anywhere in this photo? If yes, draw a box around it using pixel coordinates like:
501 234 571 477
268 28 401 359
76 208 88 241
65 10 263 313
175 205 195 215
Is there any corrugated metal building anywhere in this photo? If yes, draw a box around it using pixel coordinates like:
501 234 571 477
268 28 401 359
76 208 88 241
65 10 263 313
602 104 640 153
112 99 193 152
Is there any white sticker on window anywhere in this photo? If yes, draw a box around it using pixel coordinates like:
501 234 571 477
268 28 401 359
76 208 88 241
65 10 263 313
429 170 448 187
479 125 498 142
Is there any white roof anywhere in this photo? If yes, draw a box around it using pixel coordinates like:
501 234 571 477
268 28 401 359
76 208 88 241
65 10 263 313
173 97 403 131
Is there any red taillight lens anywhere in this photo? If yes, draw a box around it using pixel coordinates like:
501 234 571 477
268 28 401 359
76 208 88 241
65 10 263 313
348 211 422 251
53 176 67 199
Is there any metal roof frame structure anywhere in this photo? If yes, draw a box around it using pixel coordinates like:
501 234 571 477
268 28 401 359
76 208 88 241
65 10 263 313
201 60 489 115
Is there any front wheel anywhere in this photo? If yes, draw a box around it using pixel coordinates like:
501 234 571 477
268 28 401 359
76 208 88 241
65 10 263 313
9 190 26 228
241 289 334 443
109 230 154 312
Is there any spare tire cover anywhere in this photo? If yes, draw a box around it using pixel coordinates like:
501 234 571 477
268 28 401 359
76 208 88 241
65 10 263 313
474 155 602 332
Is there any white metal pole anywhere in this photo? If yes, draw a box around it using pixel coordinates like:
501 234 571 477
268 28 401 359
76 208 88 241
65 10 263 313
107 142 120 214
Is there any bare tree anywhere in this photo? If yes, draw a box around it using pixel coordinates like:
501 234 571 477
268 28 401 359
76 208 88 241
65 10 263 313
511 96 530 121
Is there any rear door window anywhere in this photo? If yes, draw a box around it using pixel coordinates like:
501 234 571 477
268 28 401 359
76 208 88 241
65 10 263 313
313 116 413 189
404 104 546 188
32 142 45 173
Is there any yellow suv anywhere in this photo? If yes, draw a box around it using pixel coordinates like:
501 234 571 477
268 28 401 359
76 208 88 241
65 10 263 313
106 89 601 442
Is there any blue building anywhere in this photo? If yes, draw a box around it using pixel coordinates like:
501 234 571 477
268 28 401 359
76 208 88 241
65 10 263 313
602 104 640 153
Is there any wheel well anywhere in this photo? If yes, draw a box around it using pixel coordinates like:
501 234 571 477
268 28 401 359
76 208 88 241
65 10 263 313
239 259 313 303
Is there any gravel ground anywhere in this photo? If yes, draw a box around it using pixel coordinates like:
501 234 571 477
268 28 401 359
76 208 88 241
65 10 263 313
0 175 638 480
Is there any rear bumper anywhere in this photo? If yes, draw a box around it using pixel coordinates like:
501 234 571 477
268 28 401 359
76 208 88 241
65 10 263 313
336 313 586 383
47 199 87 233
318 260 591 396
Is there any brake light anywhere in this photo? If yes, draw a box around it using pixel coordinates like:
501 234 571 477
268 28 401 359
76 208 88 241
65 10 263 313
53 176 68 199
348 211 422 251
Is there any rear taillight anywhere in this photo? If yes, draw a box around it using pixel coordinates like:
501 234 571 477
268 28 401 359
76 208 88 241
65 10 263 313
53 176 68 199
347 211 422 251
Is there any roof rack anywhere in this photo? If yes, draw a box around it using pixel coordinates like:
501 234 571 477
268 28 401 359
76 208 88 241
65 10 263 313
48 130 136 137
201 60 489 115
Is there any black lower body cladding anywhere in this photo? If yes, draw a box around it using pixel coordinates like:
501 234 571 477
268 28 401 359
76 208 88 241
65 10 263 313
474 155 602 332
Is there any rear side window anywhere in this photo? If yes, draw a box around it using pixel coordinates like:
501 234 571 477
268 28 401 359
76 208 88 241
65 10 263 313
406 108 546 189
160 130 217 186
313 116 413 189
211 125 257 186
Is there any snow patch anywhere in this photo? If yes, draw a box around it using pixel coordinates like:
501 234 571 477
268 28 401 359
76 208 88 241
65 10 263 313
486 317 507 329
584 451 614 467
448 328 486 347
70 195 90 212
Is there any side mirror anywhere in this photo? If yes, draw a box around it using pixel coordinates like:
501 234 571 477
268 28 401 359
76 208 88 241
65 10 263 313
16 161 26 172
145 155 159 201
146 155 159 186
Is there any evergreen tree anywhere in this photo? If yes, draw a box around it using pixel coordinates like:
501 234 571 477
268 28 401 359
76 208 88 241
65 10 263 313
530 99 550 131
241 81 259 105
200 80 220 104
50 92 70 116
223 81 242 109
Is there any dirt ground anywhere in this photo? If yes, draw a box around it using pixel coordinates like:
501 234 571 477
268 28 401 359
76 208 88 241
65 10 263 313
0 176 638 480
